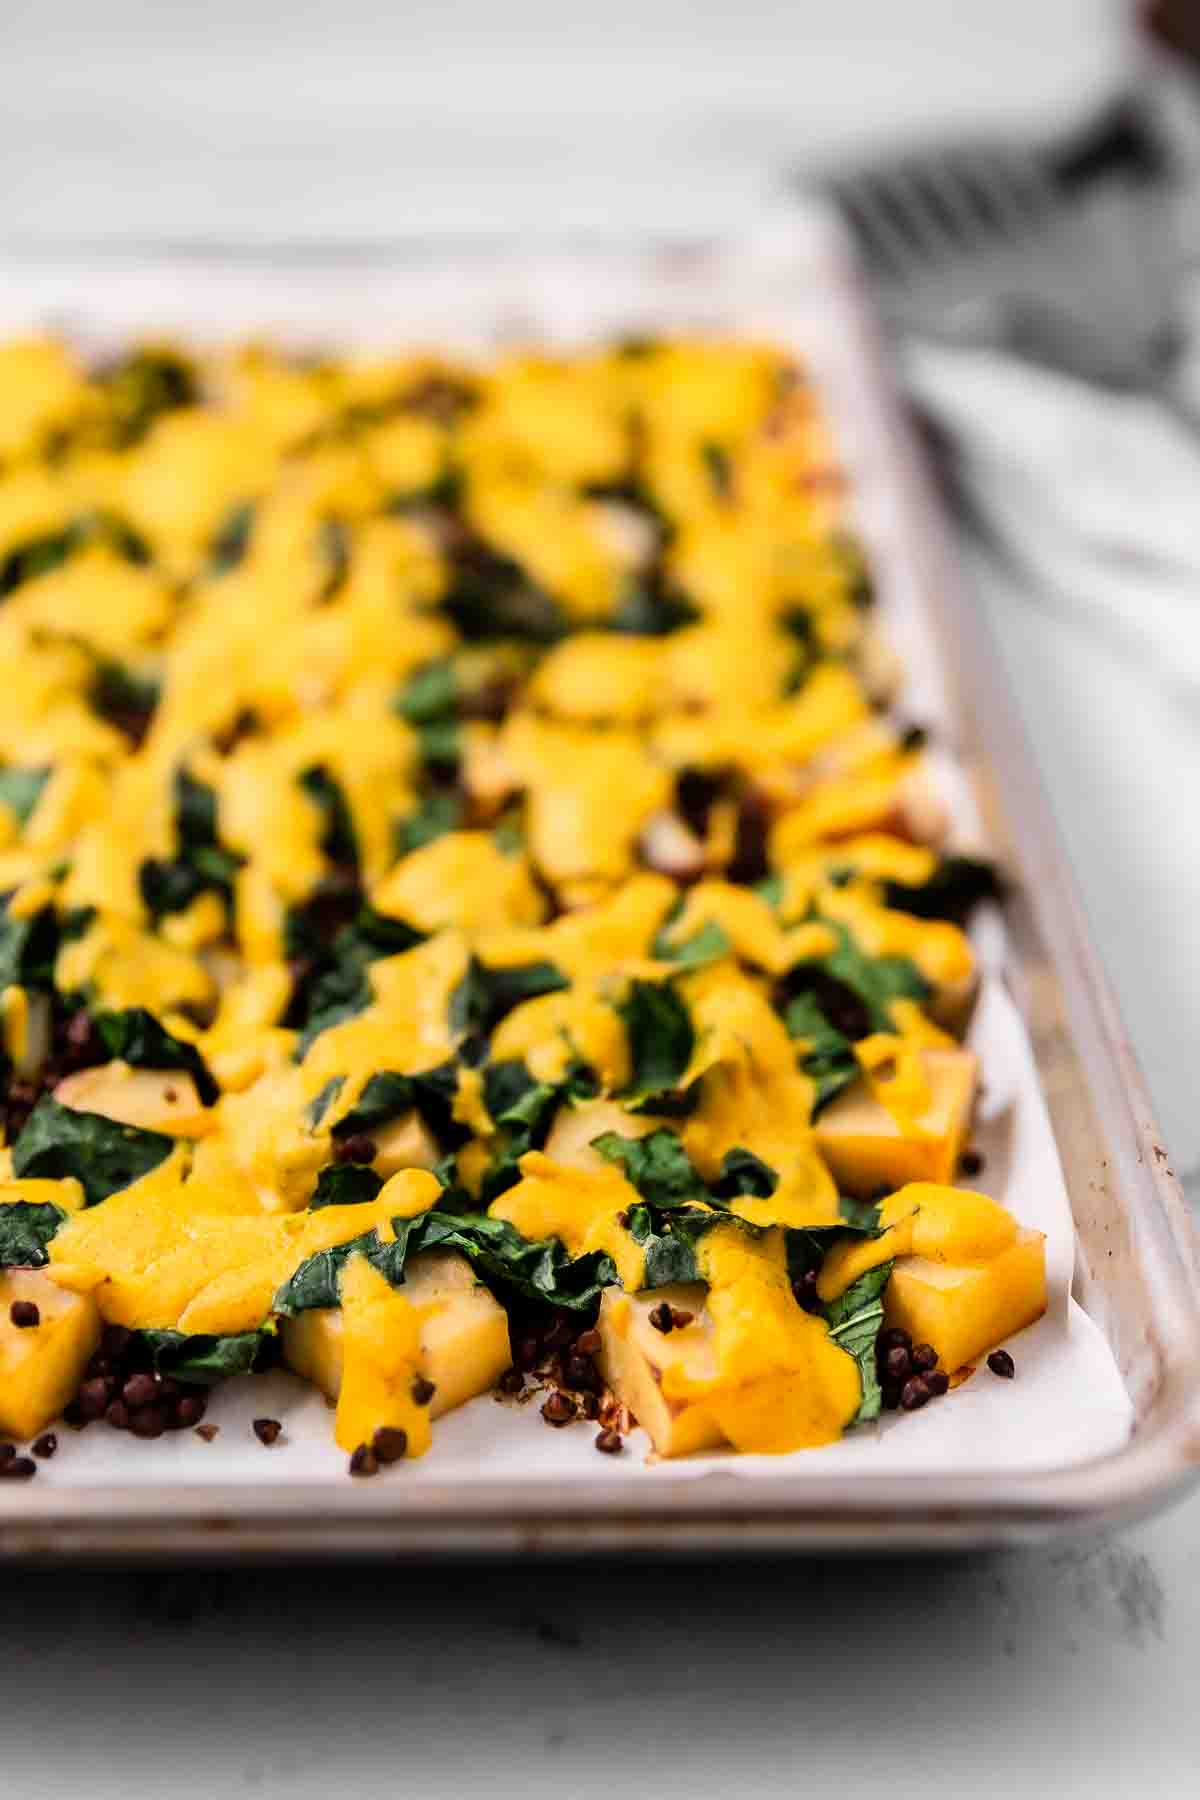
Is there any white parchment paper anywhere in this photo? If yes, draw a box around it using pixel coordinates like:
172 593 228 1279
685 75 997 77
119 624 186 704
0 215 1134 1490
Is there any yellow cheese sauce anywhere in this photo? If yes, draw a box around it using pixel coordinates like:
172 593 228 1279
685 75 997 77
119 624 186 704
665 1226 861 1453
0 331 1034 1466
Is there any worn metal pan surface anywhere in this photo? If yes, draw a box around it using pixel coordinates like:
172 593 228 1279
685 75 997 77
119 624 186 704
0 224 1196 1557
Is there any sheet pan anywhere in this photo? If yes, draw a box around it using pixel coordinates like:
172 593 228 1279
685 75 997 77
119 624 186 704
1 213 1197 1556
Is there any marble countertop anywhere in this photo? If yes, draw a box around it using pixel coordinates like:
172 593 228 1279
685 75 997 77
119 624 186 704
3 2 1199 1792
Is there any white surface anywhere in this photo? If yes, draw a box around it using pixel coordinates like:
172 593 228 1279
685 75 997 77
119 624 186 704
4 1 1200 1794
4 0 1122 243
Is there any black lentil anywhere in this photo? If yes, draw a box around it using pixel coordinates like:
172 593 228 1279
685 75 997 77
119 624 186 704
31 1432 57 1459
129 1405 167 1440
541 1391 576 1426
78 1377 113 1420
122 1372 158 1410
595 1428 623 1454
648 1302 675 1334
900 1376 931 1411
335 1133 378 1165
0 1456 36 1480
410 1376 436 1407
101 1323 134 1359
349 1443 379 1477
9 1299 40 1329
372 1427 408 1464
987 1348 1016 1379
792 1268 822 1314
253 1417 282 1445
564 1354 598 1393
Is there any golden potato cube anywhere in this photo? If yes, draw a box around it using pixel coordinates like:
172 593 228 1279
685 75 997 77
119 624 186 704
54 1063 213 1137
884 1229 1047 1373
281 1249 511 1420
0 1268 101 1440
371 1112 440 1178
813 1047 977 1197
596 1284 724 1459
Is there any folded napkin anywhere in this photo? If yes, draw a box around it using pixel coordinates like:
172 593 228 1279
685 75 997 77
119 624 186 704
902 324 1200 697
900 313 1200 1190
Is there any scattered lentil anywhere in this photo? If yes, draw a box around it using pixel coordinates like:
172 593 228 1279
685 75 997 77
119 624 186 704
960 1148 985 1177
335 1133 378 1166
670 1308 695 1330
541 1391 576 1426
195 1423 220 1443
129 1405 167 1440
595 1428 623 1455
9 1299 40 1329
78 1377 113 1420
349 1443 379 1477
410 1376 436 1406
900 1376 931 1411
564 1353 598 1392
792 1268 821 1314
0 1456 36 1480
987 1348 1016 1379
253 1417 283 1446
31 1432 57 1459
372 1427 408 1464
648 1302 675 1334
122 1372 158 1410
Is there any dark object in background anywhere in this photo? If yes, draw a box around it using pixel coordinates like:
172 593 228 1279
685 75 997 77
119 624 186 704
1145 2 1200 66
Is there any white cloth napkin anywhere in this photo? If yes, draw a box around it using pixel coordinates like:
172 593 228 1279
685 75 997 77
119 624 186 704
901 319 1200 1187
902 331 1200 696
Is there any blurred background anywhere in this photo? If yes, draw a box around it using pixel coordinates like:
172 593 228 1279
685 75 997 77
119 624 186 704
4 3 1200 1795
2 1 1141 244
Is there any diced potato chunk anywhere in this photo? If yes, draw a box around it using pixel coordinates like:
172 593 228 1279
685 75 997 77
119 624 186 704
281 1249 511 1421
542 1097 659 1172
814 1047 977 1197
0 1268 101 1440
884 1229 1047 1372
371 1111 440 1178
54 1062 213 1138
596 1283 724 1459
